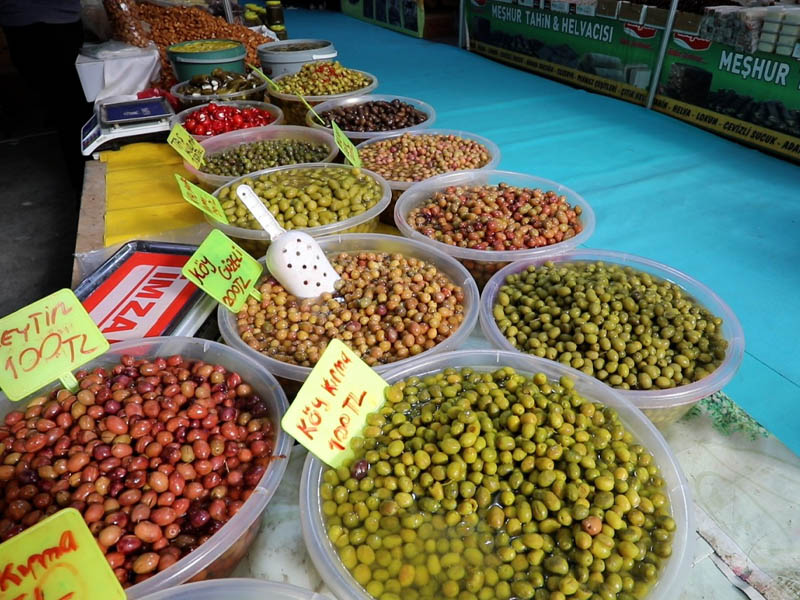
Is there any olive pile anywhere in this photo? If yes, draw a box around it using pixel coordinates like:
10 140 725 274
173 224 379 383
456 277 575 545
319 99 429 133
276 61 372 97
204 139 331 176
217 166 384 230
493 261 727 390
322 367 675 600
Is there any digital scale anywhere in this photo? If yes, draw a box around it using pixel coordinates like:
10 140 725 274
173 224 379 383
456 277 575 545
80 97 175 156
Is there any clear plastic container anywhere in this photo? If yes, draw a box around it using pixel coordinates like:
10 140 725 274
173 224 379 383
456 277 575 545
257 38 338 77
394 169 595 288
184 125 339 191
300 349 695 600
217 233 480 397
305 94 436 143
171 79 269 109
139 578 327 600
170 101 285 142
267 69 379 125
357 129 501 225
479 249 745 427
0 337 292 600
207 162 391 257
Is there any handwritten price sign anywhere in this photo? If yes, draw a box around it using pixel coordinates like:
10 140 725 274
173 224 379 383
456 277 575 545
282 339 388 468
331 122 362 167
0 508 125 600
182 230 263 312
0 290 109 401
167 123 206 169
174 174 228 224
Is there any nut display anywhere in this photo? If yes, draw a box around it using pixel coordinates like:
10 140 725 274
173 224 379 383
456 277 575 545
204 139 332 176
0 354 277 587
322 367 675 600
104 0 150 48
406 183 584 251
237 251 466 367
359 134 492 183
493 261 727 390
319 99 429 133
275 62 373 97
184 103 277 137
178 69 264 97
217 166 384 230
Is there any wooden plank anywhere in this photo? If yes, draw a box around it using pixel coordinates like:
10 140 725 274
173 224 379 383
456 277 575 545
72 160 107 287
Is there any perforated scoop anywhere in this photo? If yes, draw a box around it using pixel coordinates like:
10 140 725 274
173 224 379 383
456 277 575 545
236 184 340 298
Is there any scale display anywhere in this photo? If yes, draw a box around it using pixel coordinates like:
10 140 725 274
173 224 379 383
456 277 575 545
80 97 175 156
102 97 172 125
81 113 101 152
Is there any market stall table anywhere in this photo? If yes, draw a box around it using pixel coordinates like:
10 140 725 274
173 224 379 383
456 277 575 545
71 8 799 600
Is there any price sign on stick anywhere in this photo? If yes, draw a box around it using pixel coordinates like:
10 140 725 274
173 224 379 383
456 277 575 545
247 63 277 87
298 94 325 125
0 289 109 401
331 122 362 167
167 123 206 168
0 508 126 600
175 174 229 224
182 230 263 312
282 339 388 468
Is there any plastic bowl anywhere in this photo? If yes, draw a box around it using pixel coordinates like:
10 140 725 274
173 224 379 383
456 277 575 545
305 94 436 143
0 337 292 600
171 78 269 109
479 249 745 427
208 162 391 257
395 169 595 288
167 39 246 82
139 578 328 600
218 233 480 397
267 69 379 125
258 38 338 77
170 101 284 142
300 349 695 600
357 129 501 225
184 125 339 191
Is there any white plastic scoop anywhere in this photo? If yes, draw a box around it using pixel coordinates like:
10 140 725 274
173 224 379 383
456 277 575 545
236 184 340 298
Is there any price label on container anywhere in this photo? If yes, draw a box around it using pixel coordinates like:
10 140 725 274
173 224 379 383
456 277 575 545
167 123 206 168
182 230 263 313
0 508 126 600
0 289 109 401
298 94 325 125
175 174 229 224
282 339 388 468
331 122 362 168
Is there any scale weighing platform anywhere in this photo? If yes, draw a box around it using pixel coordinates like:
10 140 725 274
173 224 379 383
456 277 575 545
81 97 175 157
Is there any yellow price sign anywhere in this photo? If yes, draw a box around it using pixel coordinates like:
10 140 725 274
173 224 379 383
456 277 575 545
247 63 277 87
182 230 263 313
167 123 206 169
0 508 126 600
281 339 388 468
175 174 229 224
0 290 109 401
331 122 362 168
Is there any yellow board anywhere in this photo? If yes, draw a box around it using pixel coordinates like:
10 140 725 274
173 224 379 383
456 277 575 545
0 508 126 600
282 339 389 468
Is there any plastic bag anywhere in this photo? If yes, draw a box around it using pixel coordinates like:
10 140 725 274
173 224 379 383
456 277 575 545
82 0 113 41
103 0 151 47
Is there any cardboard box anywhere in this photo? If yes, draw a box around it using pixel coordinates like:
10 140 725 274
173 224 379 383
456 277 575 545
618 2 646 24
595 0 619 18
644 7 668 28
75 55 104 102
673 11 703 34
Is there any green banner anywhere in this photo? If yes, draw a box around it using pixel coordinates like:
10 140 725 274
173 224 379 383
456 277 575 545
656 33 800 142
343 0 425 38
466 0 665 104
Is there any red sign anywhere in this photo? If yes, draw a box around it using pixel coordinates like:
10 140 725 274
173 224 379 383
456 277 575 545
673 33 712 51
82 253 197 343
624 24 657 39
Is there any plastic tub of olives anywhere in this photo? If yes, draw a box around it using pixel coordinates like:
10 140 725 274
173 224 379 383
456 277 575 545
300 349 695 600
184 125 339 191
139 578 328 600
305 94 437 143
394 169 595 289
217 233 480 397
0 337 292 600
207 162 391 257
479 249 745 427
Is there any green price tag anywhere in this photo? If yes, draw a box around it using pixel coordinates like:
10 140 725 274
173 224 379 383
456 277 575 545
182 230 264 313
281 339 389 468
168 123 206 168
298 93 325 125
248 63 277 87
331 121 362 167
0 289 110 401
0 508 126 600
175 174 229 224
